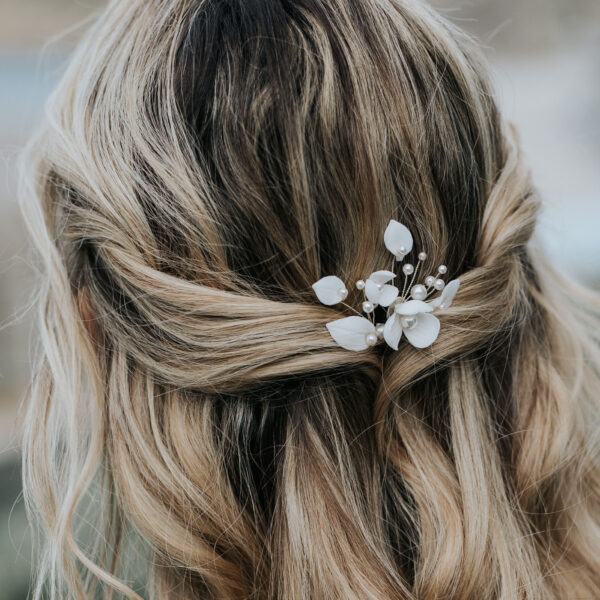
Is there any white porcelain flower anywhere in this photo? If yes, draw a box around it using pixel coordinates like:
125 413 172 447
326 316 378 351
364 270 399 307
383 300 440 350
384 219 413 260
312 275 348 305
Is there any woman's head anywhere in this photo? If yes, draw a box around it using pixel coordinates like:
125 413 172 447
22 0 600 598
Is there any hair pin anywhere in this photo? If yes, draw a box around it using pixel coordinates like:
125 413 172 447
312 219 459 351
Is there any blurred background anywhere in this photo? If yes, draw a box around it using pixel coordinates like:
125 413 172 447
0 0 599 597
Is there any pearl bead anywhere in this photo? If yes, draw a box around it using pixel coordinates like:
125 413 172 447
434 279 445 291
425 275 435 287
410 284 427 301
418 251 427 261
402 263 414 276
356 279 365 290
376 282 383 291
438 264 447 274
365 332 378 347
337 287 348 300
399 246 407 254
375 323 385 337
401 316 417 330
362 301 374 313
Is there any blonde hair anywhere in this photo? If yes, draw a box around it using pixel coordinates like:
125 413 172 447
21 0 600 598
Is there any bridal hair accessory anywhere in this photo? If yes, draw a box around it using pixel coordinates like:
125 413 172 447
312 220 459 351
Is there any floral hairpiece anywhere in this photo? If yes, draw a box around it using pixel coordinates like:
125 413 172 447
312 220 459 351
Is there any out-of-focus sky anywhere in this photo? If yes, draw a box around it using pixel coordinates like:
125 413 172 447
0 1 599 598
431 0 600 282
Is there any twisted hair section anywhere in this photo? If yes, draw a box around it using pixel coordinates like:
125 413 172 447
20 0 600 598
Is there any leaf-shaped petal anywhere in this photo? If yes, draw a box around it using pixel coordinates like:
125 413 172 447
404 313 440 348
364 278 382 304
378 284 399 307
429 279 460 310
326 316 376 351
368 270 396 285
384 220 413 258
383 314 403 350
312 275 347 306
394 300 433 315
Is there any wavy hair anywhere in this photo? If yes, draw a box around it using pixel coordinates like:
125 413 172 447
21 0 600 598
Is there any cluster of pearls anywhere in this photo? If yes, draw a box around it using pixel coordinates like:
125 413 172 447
353 250 451 323
363 321 388 346
343 244 450 347
408 264 448 300
357 319 390 346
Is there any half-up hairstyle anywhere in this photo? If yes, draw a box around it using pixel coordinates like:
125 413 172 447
21 0 600 598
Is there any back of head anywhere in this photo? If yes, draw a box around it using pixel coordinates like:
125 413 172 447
21 0 600 598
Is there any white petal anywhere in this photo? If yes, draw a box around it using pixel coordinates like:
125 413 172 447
384 220 413 258
312 275 347 305
383 314 403 350
394 300 433 315
429 278 460 310
404 313 440 348
368 270 396 285
364 278 382 304
378 284 399 307
326 317 376 351
428 297 442 309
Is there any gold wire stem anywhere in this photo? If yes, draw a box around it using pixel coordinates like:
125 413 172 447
340 301 364 318
403 260 420 301
400 273 409 302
